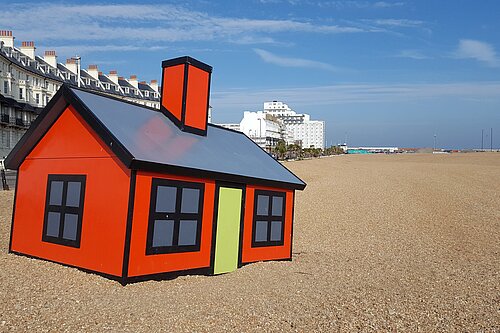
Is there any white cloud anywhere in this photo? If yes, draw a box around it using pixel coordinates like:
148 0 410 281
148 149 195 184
0 3 366 48
254 49 338 71
373 1 405 8
394 49 430 60
455 39 499 67
212 82 500 109
41 45 169 57
371 19 424 28
316 1 405 9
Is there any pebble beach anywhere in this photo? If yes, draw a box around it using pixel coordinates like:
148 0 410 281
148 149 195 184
0 153 499 332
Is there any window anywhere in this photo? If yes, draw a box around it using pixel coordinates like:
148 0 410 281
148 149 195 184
19 88 23 100
146 179 204 255
42 175 86 247
3 81 7 94
252 190 286 247
35 93 40 105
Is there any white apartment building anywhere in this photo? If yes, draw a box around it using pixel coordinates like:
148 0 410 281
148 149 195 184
264 101 325 149
0 30 160 157
239 111 284 151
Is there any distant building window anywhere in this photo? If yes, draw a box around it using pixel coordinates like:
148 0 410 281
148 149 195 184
35 93 40 105
124 87 129 93
146 178 204 255
42 175 86 248
252 190 286 247
19 88 23 100
3 81 7 94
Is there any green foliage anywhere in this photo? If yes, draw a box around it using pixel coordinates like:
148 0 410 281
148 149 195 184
273 143 345 160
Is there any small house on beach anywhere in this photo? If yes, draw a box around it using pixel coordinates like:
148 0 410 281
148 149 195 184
5 56 306 284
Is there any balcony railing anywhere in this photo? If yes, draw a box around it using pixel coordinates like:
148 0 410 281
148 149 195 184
0 114 9 124
15 118 26 127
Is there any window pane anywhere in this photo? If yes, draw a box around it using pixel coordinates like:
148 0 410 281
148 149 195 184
181 188 200 214
272 196 283 216
49 181 64 205
62 213 79 241
178 220 197 246
270 221 282 241
152 220 174 247
256 195 269 216
155 186 176 213
66 181 81 207
255 220 268 242
46 212 60 237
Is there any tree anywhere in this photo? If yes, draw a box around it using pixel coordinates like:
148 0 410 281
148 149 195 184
273 139 287 160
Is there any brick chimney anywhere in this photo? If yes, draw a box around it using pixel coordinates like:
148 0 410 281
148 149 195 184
0 30 14 48
65 58 77 74
20 41 36 60
150 79 158 92
108 70 119 85
160 56 212 136
129 74 138 89
44 50 57 68
88 64 99 80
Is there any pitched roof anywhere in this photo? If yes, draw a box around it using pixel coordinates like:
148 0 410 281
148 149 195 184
6 86 305 190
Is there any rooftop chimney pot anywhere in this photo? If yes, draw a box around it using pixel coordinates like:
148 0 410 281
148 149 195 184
20 41 36 60
43 50 57 68
0 30 14 48
150 79 159 92
108 70 119 85
87 64 99 79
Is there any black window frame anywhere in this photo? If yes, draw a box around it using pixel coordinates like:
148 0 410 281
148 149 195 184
42 174 86 248
251 190 286 247
146 178 204 255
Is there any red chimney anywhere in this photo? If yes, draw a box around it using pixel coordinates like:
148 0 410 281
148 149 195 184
160 56 212 136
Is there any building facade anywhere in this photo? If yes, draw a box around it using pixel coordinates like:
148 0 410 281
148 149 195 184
217 101 325 151
264 101 325 149
0 30 160 157
238 111 284 151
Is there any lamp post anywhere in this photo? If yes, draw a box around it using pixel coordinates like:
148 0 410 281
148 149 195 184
491 128 493 152
258 118 263 146
72 56 81 87
481 129 484 151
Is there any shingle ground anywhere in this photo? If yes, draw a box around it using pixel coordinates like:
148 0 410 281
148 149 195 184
0 153 498 332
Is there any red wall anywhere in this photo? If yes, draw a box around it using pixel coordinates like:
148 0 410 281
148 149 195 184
241 185 294 263
127 171 215 277
11 106 130 277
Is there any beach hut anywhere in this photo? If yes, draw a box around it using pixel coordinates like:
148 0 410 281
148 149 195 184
5 56 306 284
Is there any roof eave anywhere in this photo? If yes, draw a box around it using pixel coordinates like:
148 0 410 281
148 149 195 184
130 159 306 191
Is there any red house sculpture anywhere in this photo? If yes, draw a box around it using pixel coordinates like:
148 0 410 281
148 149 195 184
5 56 306 284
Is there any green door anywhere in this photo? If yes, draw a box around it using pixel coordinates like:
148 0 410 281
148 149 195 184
213 186 243 275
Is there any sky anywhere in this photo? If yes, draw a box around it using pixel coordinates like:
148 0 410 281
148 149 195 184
2 0 500 149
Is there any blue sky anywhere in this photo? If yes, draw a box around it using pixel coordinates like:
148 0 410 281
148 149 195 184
2 0 500 148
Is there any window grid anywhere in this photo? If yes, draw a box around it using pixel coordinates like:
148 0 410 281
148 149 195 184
146 178 204 255
251 190 286 247
42 175 86 248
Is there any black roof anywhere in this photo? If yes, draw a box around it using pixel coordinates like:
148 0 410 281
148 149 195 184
5 86 305 190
